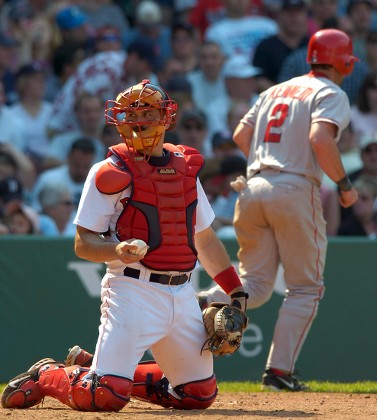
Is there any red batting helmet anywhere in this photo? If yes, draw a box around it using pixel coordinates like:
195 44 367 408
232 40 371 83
307 29 359 75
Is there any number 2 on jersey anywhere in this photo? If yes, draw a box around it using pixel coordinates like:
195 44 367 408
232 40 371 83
264 103 289 143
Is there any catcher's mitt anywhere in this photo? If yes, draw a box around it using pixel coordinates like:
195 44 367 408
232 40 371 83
202 303 248 357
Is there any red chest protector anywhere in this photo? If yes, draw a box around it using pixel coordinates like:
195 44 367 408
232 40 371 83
96 143 204 272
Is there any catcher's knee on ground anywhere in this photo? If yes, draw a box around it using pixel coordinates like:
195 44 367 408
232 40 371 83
1 361 132 412
65 370 132 411
132 361 217 409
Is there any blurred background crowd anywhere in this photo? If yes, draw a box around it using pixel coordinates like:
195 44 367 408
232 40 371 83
0 0 376 239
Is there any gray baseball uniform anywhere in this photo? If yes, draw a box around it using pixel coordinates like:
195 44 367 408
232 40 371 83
202 72 351 373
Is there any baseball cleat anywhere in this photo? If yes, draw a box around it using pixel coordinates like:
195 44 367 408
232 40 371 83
1 359 57 409
27 358 56 371
261 369 308 392
65 345 93 367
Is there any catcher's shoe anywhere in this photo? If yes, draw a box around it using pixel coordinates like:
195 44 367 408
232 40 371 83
65 345 93 367
1 359 58 409
262 369 308 392
28 358 56 371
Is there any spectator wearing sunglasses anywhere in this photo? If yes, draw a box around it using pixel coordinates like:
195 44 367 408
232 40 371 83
176 109 208 155
38 183 75 236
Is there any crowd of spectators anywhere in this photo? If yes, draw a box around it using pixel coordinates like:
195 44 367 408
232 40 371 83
0 0 376 238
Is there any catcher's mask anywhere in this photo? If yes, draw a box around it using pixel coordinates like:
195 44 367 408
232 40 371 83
105 79 177 158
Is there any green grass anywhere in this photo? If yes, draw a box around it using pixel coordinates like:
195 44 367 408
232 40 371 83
2 382 377 395
219 381 377 393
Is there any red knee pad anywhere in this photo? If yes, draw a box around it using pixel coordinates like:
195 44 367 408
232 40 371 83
70 372 132 411
172 374 218 409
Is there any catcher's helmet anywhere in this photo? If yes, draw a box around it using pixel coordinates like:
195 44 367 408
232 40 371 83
105 79 177 155
306 29 359 75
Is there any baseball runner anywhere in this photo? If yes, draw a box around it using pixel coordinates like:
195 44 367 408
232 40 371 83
197 29 359 390
1 80 248 412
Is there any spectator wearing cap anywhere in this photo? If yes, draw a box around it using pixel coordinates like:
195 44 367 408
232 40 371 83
0 176 23 209
3 201 41 235
176 109 208 155
171 21 200 74
55 5 94 56
211 131 242 161
0 31 19 105
10 62 52 173
223 54 261 105
0 142 36 191
1 194 58 236
0 175 23 234
253 0 309 92
122 0 171 72
208 54 261 156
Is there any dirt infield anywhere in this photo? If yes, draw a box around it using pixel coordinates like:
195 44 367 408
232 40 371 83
1 392 376 419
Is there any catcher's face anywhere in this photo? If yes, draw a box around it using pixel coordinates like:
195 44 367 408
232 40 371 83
118 107 165 156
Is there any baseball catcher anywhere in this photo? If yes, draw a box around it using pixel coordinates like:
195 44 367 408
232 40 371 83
1 79 249 412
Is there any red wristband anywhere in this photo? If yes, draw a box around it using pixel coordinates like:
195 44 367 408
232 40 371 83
214 266 242 295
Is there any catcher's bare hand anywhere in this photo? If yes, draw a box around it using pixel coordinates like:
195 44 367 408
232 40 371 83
202 302 249 357
115 240 146 263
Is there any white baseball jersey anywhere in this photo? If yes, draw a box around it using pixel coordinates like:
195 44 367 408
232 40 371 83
242 73 351 185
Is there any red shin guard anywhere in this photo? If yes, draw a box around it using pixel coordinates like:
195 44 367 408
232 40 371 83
39 365 132 411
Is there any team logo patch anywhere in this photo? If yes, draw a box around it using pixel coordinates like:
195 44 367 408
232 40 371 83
158 168 176 174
